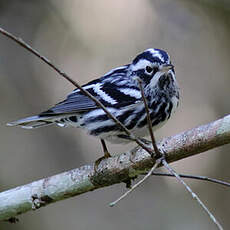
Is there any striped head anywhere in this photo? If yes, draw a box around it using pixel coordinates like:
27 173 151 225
129 48 175 88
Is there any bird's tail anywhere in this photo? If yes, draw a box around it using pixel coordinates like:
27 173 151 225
7 115 55 129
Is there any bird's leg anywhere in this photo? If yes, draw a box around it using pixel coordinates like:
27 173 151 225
100 139 111 158
94 139 111 171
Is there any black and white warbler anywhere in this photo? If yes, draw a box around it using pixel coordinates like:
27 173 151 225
8 48 179 157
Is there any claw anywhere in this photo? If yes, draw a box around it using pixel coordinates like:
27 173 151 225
94 155 110 171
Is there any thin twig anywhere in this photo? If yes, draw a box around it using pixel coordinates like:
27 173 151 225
109 77 164 207
109 157 162 207
0 27 153 155
109 78 166 207
162 159 223 230
137 76 223 230
150 172 230 188
137 78 160 156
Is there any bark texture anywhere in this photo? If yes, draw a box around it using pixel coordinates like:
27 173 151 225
0 114 230 221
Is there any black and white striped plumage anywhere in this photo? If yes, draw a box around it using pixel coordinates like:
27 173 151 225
8 48 179 144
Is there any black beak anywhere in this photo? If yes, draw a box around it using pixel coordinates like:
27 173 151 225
160 64 174 72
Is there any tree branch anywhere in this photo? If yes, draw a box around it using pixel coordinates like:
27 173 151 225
0 114 230 221
150 172 230 187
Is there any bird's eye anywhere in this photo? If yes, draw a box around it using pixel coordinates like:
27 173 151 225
146 66 153 73
146 66 158 74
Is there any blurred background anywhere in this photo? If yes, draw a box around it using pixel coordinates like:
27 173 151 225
0 0 230 229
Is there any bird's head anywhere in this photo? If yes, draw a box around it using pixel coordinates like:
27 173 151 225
129 48 175 89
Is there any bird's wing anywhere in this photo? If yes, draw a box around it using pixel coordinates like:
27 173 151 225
40 82 142 116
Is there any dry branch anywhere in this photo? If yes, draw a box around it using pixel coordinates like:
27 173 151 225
0 114 230 221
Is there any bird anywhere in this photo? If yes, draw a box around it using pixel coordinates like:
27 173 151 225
8 48 179 162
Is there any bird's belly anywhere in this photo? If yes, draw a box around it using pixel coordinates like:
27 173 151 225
63 95 179 144
96 118 168 144
101 96 179 144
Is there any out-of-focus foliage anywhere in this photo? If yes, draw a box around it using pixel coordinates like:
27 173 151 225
0 0 230 229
